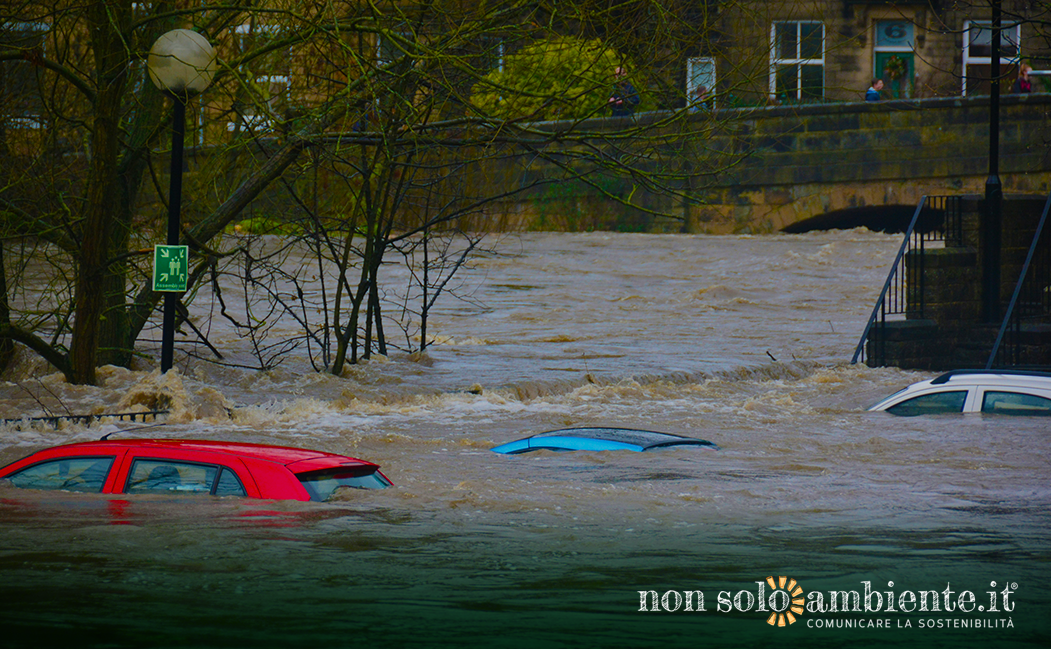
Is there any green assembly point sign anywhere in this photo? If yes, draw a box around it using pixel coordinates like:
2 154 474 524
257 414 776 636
153 244 189 292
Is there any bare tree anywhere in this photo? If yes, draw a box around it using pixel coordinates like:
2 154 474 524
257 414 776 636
1 0 746 383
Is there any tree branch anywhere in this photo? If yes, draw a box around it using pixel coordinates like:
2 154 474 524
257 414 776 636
0 324 74 383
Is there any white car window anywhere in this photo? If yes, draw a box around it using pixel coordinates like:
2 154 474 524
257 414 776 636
981 391 1051 416
886 390 968 416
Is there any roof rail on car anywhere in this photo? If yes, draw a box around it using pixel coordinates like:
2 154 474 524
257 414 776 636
931 368 1051 385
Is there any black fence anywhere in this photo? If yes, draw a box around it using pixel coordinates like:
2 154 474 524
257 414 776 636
2 410 169 429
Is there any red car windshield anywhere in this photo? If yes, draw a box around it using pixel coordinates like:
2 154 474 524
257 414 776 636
296 466 392 501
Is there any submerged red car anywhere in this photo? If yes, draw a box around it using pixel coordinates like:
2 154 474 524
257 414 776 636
0 439 392 502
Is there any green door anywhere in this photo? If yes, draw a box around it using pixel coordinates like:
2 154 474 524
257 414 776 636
875 52 914 99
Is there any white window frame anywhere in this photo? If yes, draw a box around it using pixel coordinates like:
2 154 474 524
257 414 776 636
962 19 1022 96
1 21 49 129
687 56 716 110
228 23 291 132
769 21 825 101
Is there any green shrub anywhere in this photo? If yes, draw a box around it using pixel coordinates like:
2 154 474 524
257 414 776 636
471 37 642 121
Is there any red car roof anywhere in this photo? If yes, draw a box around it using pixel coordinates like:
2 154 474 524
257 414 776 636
25 439 376 469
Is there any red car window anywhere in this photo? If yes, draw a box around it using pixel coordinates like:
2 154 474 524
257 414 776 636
125 459 245 497
2 456 115 493
296 466 392 501
215 467 248 496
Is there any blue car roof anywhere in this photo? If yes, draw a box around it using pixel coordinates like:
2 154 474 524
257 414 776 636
491 427 718 454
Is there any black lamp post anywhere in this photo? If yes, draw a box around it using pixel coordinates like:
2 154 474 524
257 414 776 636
147 29 216 372
983 1 1003 323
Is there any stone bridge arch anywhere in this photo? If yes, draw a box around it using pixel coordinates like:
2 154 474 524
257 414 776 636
781 204 927 234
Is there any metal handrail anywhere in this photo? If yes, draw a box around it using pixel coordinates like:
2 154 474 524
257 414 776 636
986 191 1051 368
851 196 960 365
851 196 932 365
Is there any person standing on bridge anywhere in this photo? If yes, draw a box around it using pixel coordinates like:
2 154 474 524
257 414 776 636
691 85 712 111
609 67 640 117
1012 64 1033 93
866 79 883 102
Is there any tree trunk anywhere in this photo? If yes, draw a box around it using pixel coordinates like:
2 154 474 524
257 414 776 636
0 111 12 373
0 243 13 374
70 2 130 384
98 59 168 368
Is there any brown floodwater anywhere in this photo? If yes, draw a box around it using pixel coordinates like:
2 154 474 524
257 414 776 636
1 231 1047 648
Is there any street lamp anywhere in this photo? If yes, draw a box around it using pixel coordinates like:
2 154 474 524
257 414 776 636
984 1 1003 323
147 29 216 372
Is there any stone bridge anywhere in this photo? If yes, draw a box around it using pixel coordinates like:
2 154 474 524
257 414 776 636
499 93 1051 234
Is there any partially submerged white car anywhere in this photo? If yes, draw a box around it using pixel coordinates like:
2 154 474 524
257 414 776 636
869 370 1051 416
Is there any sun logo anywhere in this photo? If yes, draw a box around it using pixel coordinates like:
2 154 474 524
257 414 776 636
764 576 805 627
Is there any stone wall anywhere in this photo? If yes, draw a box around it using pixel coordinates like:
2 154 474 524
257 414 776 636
170 94 1051 236
687 94 1051 233
489 93 1051 234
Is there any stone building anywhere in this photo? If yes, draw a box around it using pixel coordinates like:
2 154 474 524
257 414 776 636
692 0 1051 108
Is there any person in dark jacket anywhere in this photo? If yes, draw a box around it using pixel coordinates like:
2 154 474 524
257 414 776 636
608 67 640 117
1012 64 1033 93
866 79 883 102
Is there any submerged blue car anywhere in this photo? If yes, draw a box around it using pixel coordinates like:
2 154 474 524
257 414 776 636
491 427 719 454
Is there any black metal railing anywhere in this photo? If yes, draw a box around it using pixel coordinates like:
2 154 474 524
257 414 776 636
986 191 1051 368
851 195 961 366
1 410 169 429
